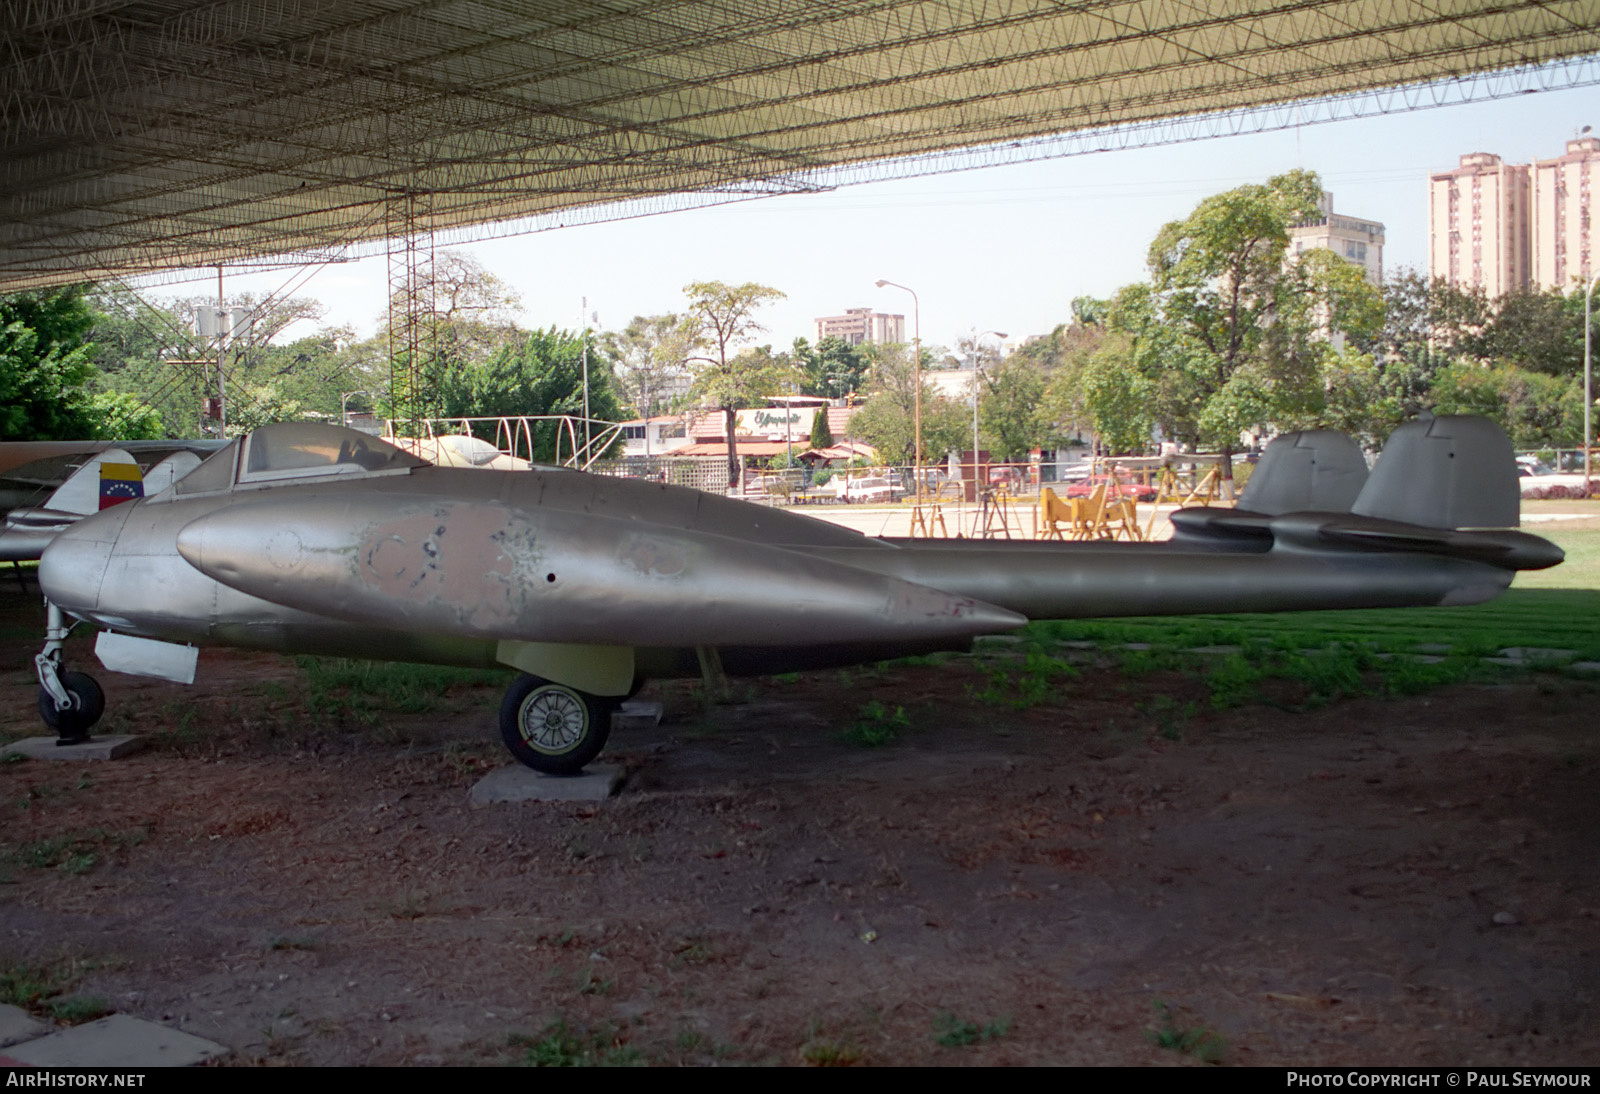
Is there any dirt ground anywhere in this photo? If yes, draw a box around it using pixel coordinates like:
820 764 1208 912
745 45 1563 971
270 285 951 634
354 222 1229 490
1 582 1597 1067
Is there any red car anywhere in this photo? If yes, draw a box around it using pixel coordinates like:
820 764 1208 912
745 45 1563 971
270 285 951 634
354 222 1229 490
1061 473 1158 503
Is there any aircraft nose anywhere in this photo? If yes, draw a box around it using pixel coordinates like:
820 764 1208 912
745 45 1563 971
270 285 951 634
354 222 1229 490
38 506 131 613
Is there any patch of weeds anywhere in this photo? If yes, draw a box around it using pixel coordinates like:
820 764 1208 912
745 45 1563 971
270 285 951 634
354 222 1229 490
0 753 24 766
575 968 615 996
1145 694 1196 741
834 669 855 690
383 886 430 921
0 962 69 1010
1115 646 1182 677
669 936 715 968
1380 654 1490 697
150 703 203 751
5 828 146 876
1276 645 1371 706
1146 1000 1226 1063
298 656 509 723
265 935 320 952
932 1010 1011 1047
510 1018 641 1067
839 700 909 747
799 1038 863 1067
972 646 1079 710
47 994 112 1024
771 672 801 685
1206 654 1265 710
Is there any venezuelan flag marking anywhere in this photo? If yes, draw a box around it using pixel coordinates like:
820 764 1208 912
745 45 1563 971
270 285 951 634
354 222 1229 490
99 462 143 510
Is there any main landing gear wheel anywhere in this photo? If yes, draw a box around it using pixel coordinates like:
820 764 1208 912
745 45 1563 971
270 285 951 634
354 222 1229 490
498 674 615 776
37 670 104 743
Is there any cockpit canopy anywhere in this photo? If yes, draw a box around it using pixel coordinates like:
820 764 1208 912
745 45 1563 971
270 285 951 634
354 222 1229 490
174 423 427 496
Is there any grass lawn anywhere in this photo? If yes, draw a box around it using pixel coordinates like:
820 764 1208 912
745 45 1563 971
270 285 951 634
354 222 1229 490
1027 515 1600 660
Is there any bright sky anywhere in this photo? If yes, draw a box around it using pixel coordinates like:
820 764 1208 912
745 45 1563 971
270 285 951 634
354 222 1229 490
211 84 1595 354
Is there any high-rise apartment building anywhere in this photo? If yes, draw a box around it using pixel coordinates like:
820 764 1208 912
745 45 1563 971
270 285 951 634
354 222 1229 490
1290 193 1385 282
1531 136 1599 291
1429 152 1531 298
814 307 904 346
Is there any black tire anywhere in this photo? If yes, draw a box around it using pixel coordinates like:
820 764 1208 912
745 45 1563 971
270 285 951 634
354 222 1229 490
498 674 614 775
37 671 105 741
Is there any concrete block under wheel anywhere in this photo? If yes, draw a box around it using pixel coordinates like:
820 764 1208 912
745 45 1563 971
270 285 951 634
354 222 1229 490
470 763 622 805
0 1004 48 1048
5 1014 226 1067
1 735 147 761
614 700 663 729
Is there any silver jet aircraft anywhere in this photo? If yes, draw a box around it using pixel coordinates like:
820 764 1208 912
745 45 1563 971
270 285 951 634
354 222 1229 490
31 415 1561 774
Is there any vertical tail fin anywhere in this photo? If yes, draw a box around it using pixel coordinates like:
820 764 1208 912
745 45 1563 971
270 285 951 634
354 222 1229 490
1351 415 1519 530
1237 429 1369 515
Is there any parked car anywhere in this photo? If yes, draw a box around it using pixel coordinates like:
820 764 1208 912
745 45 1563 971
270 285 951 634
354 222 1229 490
1062 473 1158 503
839 475 896 504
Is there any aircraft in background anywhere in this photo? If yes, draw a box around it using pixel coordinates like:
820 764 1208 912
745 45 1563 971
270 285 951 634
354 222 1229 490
1 448 202 563
29 416 1561 774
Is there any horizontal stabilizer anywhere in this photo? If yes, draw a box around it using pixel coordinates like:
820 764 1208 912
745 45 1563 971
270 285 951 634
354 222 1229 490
1269 512 1563 571
1352 415 1518 529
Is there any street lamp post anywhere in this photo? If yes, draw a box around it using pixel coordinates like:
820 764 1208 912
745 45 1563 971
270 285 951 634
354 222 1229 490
875 280 921 504
1586 271 1599 494
341 389 370 428
968 330 1008 493
966 331 1007 536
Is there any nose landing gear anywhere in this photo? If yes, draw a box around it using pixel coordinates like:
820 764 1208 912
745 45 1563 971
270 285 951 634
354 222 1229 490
35 602 104 745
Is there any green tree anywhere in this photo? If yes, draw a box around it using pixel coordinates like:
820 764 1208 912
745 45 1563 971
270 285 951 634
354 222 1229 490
0 287 100 441
1079 332 1157 454
1429 362 1582 448
977 358 1047 460
847 343 967 466
679 281 790 488
1104 170 1383 481
436 326 624 462
611 314 689 419
795 335 869 400
809 405 834 449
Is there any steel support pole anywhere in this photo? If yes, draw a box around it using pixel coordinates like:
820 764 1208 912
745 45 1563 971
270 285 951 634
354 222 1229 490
1586 272 1598 493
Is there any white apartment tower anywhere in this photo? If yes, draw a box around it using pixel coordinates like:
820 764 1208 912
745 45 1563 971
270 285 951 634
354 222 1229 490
814 307 904 346
1290 193 1385 282
1531 136 1599 291
1428 152 1531 297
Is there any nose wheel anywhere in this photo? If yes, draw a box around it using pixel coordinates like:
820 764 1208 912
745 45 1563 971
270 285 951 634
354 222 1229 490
35 601 104 745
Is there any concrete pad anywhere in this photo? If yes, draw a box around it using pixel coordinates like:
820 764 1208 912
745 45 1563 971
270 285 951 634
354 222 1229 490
470 763 622 806
0 1004 48 1048
1496 647 1576 662
6 1014 226 1067
0 735 147 762
1566 661 1600 675
1480 657 1526 667
1412 643 1454 654
1181 645 1242 656
614 700 663 729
